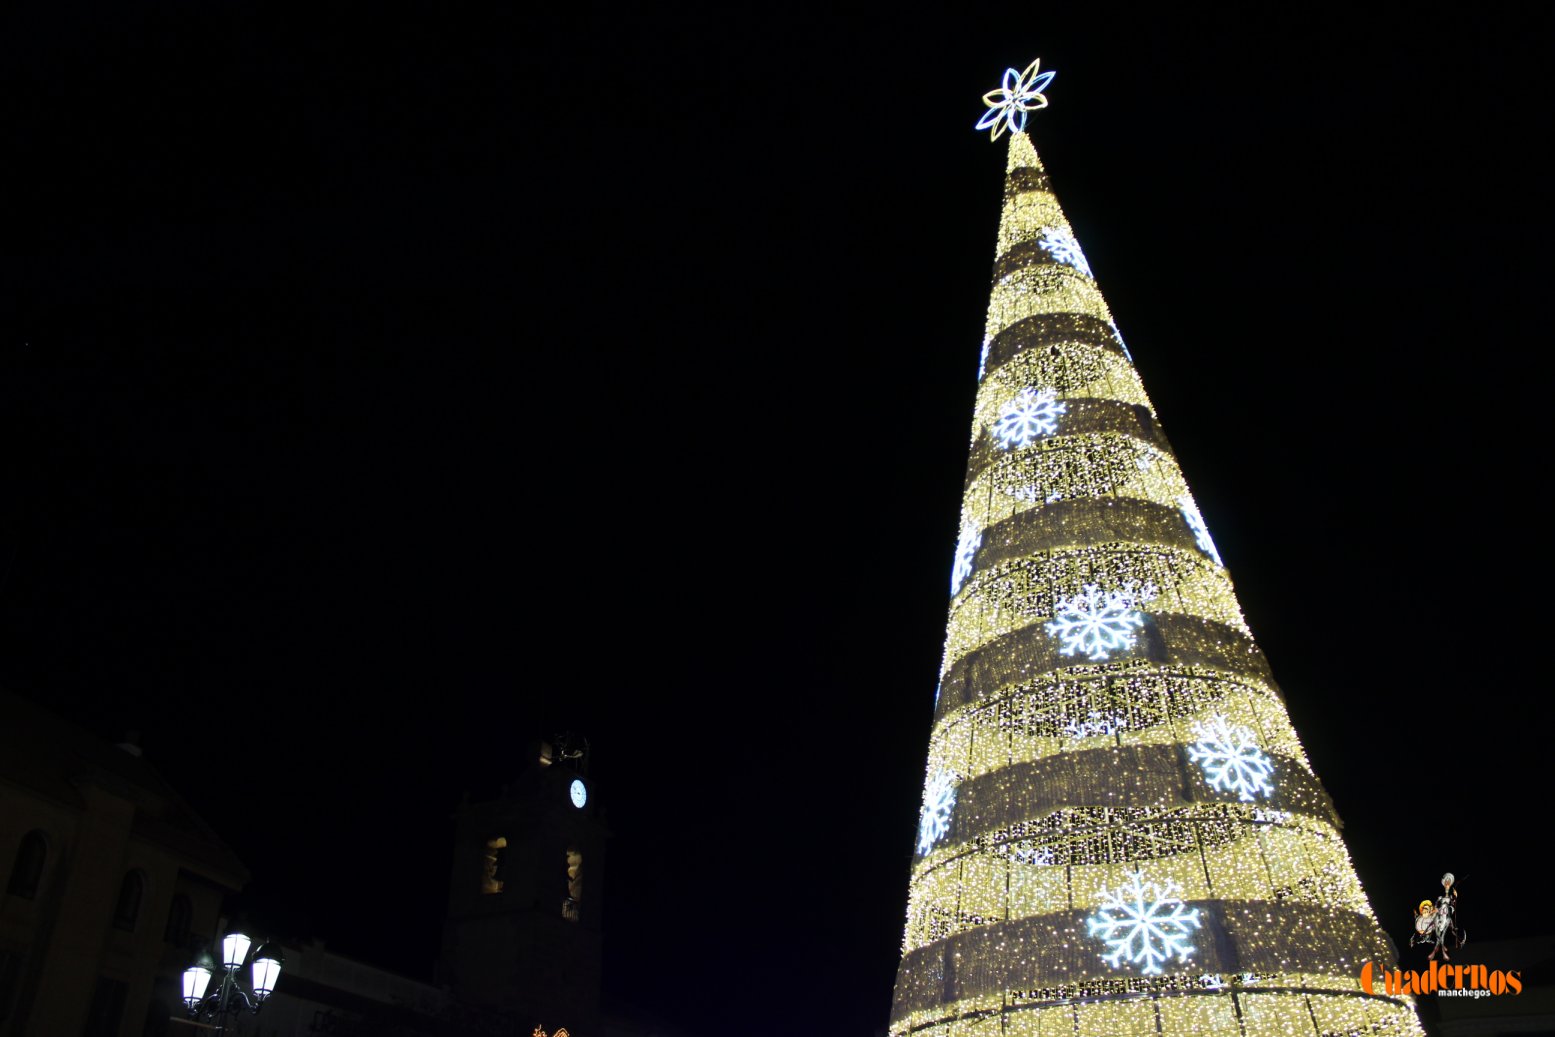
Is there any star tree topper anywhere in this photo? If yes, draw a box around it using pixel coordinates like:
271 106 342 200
975 58 1056 139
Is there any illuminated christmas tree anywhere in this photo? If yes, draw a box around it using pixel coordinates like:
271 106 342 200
892 60 1422 1037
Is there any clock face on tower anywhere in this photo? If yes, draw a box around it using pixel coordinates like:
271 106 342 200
569 778 587 809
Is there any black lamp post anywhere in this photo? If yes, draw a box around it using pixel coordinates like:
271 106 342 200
180 930 283 1033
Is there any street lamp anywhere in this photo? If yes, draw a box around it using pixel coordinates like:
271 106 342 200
181 929 283 1032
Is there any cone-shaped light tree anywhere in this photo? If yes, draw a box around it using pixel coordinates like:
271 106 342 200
892 61 1422 1037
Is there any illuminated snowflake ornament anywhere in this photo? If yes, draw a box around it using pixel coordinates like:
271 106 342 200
994 388 1066 448
975 58 1056 140
1045 581 1157 661
1010 843 1054 866
1087 871 1202 975
917 770 958 854
1188 715 1276 801
950 526 981 595
1037 227 1092 277
1178 497 1224 567
1062 710 1128 738
1107 319 1134 363
978 337 992 380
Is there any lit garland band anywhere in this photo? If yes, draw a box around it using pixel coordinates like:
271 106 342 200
893 80 1423 1037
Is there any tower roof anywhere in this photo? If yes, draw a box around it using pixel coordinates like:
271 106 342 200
0 687 249 890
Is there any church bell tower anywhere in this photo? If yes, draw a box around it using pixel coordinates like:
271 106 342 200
439 734 605 1034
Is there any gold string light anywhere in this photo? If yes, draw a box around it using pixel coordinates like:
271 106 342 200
894 73 1422 1037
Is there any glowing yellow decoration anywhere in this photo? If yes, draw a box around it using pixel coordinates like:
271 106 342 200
893 118 1422 1036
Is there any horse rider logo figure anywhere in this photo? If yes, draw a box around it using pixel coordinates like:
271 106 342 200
1410 872 1465 962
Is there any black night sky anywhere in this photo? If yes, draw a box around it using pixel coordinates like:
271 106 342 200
4 5 1552 1035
